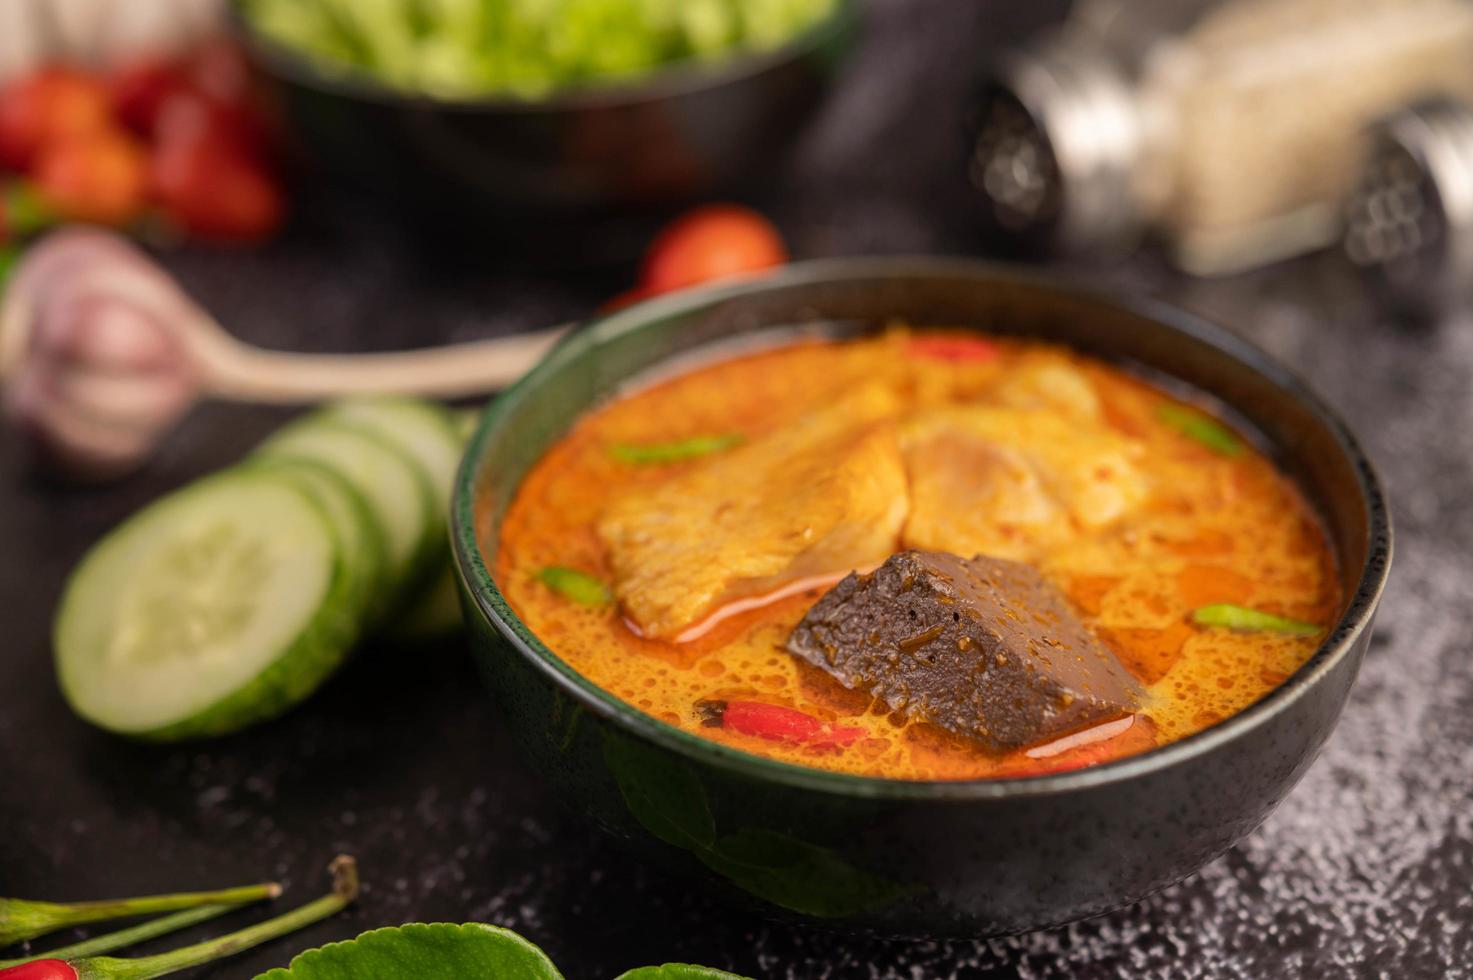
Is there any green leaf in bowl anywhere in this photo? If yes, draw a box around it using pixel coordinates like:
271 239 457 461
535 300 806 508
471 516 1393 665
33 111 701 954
254 922 564 979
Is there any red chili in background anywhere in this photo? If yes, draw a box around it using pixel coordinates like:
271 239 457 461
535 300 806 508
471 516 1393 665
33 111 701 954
700 699 866 748
906 335 1000 362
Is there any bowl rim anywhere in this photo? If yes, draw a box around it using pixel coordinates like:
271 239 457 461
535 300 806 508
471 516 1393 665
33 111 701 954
227 0 856 114
451 256 1393 802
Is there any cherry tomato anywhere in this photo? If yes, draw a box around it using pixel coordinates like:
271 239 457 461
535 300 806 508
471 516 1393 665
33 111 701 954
0 67 112 171
34 127 148 225
108 58 193 135
151 135 282 242
34 130 146 226
639 204 787 295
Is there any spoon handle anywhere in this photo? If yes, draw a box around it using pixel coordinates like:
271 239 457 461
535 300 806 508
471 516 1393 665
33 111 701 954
198 324 570 403
0 241 571 404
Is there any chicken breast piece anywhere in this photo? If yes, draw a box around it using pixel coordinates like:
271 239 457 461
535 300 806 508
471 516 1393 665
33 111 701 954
599 385 910 640
901 406 1149 560
993 353 1103 421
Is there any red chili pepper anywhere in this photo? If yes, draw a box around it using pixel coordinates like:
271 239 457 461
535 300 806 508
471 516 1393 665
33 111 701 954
0 961 77 980
719 700 865 748
906 336 1000 362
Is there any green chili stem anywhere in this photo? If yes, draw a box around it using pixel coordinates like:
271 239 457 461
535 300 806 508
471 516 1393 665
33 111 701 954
0 906 241 969
78 857 357 980
1 884 280 946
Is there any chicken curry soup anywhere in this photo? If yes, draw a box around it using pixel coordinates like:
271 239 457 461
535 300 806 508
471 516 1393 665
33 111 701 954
489 330 1339 780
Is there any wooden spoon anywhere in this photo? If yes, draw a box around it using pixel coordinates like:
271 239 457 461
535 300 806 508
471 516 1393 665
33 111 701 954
0 229 567 479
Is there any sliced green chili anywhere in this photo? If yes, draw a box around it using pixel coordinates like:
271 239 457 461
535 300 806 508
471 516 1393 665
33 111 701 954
536 566 613 606
1192 603 1322 636
1157 403 1244 457
609 433 743 464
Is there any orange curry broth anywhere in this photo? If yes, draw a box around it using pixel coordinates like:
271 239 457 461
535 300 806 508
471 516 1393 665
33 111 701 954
486 330 1340 780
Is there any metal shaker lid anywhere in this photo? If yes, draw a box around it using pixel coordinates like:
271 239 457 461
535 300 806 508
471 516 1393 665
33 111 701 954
1344 98 1473 315
969 34 1145 253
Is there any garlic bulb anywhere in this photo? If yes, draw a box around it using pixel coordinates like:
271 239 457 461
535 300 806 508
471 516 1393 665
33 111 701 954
1 229 203 480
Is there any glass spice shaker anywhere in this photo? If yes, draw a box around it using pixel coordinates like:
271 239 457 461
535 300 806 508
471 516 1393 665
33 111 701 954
1343 98 1473 316
970 0 1473 275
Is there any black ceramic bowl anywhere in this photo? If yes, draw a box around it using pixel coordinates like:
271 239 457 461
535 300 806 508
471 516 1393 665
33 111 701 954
229 1 854 236
451 259 1392 938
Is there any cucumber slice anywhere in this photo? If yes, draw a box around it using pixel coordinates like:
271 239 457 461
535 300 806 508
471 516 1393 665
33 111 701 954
322 397 464 511
256 418 436 597
250 457 389 621
451 405 480 442
55 468 359 739
317 398 474 632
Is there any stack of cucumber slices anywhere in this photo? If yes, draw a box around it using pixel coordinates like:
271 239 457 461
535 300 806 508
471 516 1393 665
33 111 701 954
54 397 472 740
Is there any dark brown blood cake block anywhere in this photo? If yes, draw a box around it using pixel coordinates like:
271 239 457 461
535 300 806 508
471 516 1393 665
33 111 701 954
786 550 1143 752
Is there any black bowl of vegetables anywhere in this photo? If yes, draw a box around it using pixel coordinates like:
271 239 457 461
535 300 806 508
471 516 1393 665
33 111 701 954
228 0 854 249
450 258 1392 937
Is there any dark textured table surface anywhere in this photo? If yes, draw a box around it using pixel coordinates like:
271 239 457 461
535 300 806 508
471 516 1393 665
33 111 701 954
3 2 1471 977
